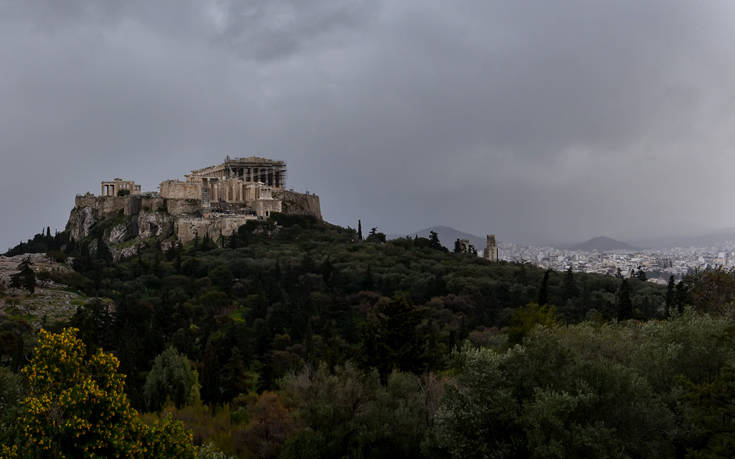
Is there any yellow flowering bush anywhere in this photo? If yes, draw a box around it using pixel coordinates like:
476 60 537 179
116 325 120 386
13 328 196 458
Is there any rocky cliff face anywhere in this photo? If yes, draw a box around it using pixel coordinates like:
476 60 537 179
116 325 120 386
280 191 323 220
67 205 99 242
137 210 175 239
65 190 322 258
66 194 175 260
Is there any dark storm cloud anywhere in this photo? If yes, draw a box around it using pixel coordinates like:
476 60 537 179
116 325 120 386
2 0 735 250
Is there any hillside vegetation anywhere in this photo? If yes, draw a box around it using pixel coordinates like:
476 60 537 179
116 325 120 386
1 213 734 457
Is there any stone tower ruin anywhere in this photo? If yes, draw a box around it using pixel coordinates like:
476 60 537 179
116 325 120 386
483 234 498 262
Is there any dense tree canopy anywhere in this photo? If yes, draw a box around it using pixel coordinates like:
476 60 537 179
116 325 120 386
2 212 735 456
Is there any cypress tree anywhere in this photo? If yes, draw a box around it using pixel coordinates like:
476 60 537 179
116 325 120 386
665 275 675 316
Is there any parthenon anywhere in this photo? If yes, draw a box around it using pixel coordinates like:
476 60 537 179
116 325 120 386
158 156 285 216
187 155 286 188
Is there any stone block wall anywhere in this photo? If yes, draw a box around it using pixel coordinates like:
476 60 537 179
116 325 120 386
69 184 322 247
74 194 98 209
141 196 166 212
253 199 282 218
174 214 256 243
160 180 201 200
166 198 202 216
97 196 138 216
279 191 322 220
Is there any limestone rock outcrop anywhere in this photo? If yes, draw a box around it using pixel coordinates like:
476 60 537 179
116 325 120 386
67 204 98 242
137 210 174 239
65 189 322 256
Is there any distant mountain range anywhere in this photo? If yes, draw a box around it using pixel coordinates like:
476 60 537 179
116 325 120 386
390 227 637 253
388 225 486 250
566 236 638 252
390 225 735 252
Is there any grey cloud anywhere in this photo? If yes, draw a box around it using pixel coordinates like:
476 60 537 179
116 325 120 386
2 0 735 250
212 0 381 61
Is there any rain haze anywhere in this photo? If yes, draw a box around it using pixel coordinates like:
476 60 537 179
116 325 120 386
2 0 735 251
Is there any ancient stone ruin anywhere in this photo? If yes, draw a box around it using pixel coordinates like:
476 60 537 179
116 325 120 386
66 156 322 254
483 234 499 262
101 178 141 197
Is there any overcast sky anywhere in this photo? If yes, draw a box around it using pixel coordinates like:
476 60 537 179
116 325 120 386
2 0 735 251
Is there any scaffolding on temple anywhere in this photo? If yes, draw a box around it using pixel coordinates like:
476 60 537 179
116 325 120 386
188 156 288 188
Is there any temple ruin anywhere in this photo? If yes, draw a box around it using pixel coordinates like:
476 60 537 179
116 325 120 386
100 178 141 197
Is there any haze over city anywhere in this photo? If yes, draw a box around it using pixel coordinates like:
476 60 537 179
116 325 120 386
3 0 735 250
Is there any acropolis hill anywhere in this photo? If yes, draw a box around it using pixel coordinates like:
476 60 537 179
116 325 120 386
67 156 321 257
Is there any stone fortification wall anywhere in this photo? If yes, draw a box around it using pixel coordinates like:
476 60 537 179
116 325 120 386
160 180 201 200
141 196 166 212
68 186 322 248
74 195 137 216
279 191 322 220
74 194 98 209
174 214 256 243
252 199 282 218
166 199 202 216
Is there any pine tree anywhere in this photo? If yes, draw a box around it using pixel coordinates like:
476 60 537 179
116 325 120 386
96 237 113 264
360 295 426 378
428 231 443 251
10 257 35 294
363 265 375 291
562 267 579 300
220 347 256 400
321 256 334 285
617 279 634 320
537 270 550 306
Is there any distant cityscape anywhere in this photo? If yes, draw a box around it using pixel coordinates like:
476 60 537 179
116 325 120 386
498 242 735 283
397 226 735 284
